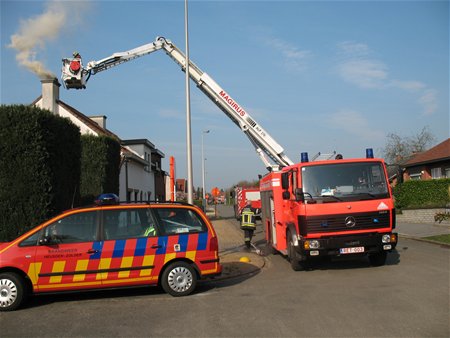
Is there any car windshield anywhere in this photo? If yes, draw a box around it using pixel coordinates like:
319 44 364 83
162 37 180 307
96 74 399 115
301 162 389 202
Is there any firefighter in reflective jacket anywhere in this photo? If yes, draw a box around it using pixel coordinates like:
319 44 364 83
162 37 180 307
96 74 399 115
241 202 256 248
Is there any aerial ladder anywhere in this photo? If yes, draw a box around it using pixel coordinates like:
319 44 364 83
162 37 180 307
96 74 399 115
62 36 294 171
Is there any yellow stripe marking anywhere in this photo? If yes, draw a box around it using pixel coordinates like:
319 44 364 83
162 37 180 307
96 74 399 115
37 276 158 290
96 258 111 280
49 261 66 283
118 256 134 278
102 276 158 285
185 251 196 261
140 255 155 276
27 262 42 286
164 253 176 264
73 259 89 282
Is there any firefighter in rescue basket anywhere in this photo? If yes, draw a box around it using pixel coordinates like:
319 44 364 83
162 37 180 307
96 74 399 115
240 201 256 249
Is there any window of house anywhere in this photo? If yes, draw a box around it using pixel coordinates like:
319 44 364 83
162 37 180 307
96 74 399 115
445 168 450 178
431 168 442 179
409 173 422 180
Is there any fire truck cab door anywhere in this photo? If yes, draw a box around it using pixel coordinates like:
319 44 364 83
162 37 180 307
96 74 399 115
270 197 277 246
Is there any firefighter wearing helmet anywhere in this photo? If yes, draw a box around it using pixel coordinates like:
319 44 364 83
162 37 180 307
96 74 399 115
240 200 256 249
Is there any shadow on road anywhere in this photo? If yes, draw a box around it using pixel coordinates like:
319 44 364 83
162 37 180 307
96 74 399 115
252 238 401 271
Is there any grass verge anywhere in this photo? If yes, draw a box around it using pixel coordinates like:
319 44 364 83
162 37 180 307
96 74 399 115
424 234 450 244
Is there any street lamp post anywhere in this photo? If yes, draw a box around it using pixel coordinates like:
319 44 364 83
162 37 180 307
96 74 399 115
201 130 210 209
184 0 194 204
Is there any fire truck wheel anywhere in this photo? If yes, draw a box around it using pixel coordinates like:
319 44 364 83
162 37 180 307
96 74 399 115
161 261 197 297
0 272 26 311
369 251 387 267
287 232 303 271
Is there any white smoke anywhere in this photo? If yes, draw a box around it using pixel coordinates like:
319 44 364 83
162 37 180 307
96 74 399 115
8 0 89 79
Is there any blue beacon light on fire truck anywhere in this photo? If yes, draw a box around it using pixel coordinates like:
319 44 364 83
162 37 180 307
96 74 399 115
301 152 309 163
366 148 374 159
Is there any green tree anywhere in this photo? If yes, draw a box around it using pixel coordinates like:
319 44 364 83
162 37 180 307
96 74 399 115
80 135 121 205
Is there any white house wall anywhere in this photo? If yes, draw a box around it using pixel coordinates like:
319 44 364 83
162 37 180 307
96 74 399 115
35 98 98 136
35 90 157 201
119 161 155 202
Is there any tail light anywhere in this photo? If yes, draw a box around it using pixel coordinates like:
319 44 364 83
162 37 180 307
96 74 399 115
209 236 219 252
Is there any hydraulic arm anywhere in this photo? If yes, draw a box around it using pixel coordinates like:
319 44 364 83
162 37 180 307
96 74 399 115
62 36 294 170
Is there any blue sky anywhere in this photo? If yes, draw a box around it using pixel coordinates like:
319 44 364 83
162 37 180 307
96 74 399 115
1 0 448 191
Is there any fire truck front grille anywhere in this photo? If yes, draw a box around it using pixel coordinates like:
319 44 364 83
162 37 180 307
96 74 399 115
299 211 391 235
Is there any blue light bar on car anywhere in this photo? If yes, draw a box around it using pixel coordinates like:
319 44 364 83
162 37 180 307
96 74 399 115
95 193 119 205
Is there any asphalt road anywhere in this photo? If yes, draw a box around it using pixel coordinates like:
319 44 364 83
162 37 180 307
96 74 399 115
2 205 449 337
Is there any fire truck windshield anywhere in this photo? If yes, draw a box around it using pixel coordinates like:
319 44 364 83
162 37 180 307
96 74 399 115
301 162 389 202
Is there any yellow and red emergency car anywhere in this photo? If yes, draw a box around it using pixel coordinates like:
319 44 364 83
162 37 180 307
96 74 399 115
0 195 222 311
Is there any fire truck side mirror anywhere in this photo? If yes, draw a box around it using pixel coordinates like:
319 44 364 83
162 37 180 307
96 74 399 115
294 188 305 202
281 172 290 190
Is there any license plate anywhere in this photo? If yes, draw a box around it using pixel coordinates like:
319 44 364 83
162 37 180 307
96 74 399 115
339 246 364 254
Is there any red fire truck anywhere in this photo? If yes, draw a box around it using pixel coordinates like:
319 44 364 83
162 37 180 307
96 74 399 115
233 187 261 220
62 37 397 270
260 151 397 270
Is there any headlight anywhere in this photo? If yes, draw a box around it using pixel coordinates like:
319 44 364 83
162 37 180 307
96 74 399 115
382 234 391 243
304 240 320 249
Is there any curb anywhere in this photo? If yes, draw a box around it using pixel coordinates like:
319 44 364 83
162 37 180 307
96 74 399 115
398 233 450 248
215 251 266 281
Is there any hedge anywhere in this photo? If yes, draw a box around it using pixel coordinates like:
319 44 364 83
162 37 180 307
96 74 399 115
80 134 121 205
393 178 450 209
0 105 80 241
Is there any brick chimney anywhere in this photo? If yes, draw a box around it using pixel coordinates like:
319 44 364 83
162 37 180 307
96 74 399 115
41 78 60 114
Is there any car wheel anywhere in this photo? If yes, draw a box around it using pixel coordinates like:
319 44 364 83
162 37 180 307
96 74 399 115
0 272 26 311
287 232 303 271
161 262 197 297
369 251 387 267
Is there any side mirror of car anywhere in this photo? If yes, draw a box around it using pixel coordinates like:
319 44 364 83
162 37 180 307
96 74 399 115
39 236 53 246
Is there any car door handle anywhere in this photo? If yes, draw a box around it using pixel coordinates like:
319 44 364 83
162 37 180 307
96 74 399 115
87 249 100 254
151 245 162 249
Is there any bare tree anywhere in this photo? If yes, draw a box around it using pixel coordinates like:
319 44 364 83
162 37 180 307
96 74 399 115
383 126 435 164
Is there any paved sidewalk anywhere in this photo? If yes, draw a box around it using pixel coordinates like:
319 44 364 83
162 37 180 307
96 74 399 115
211 218 265 280
396 221 449 243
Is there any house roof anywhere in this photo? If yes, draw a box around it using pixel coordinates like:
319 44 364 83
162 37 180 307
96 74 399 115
33 94 166 163
404 138 450 167
32 94 121 140
122 139 155 149
57 99 121 141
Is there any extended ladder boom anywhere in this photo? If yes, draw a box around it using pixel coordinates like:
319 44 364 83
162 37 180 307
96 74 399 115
62 37 294 170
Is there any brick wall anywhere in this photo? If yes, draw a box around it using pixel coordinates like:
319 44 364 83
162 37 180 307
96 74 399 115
397 208 450 224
